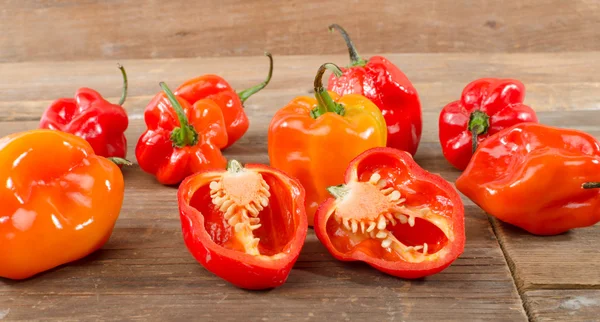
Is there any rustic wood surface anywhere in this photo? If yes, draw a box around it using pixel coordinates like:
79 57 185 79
0 53 599 321
2 0 600 62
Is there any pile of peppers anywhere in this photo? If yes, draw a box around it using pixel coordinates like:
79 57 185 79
1 24 599 291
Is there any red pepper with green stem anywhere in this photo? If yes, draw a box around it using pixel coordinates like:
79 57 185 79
175 52 273 148
327 24 422 156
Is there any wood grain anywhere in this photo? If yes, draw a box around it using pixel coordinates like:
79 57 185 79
1 0 600 62
523 290 600 321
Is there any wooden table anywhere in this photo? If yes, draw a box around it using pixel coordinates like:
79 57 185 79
0 53 599 321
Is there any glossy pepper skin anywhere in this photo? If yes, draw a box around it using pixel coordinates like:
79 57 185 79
40 65 129 159
457 123 600 236
178 160 307 290
0 130 125 280
314 147 465 278
268 63 387 225
136 82 228 185
175 53 273 149
439 78 538 170
326 24 422 156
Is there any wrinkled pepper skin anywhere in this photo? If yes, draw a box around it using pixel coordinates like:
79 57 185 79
439 78 538 170
269 64 387 225
136 84 228 185
327 25 422 155
456 123 600 235
314 147 465 279
0 130 125 280
178 160 307 290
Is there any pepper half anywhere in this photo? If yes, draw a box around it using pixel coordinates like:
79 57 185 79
456 123 600 235
314 147 465 278
0 130 125 280
177 160 307 290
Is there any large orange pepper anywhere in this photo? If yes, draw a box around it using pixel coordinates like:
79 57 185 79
268 63 387 225
0 130 125 279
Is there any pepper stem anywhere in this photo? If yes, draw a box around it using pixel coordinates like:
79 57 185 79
108 157 132 166
160 82 199 148
327 184 350 199
328 24 368 67
468 110 490 153
237 52 274 103
117 63 128 106
310 63 345 119
583 182 600 189
227 159 244 173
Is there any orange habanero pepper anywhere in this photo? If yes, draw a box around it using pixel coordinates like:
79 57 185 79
268 63 387 225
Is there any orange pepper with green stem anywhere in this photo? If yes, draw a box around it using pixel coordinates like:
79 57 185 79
268 63 387 225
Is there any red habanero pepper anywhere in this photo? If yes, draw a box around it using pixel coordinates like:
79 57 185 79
178 160 307 290
439 78 538 170
136 82 228 185
327 24 422 155
456 123 600 235
175 53 274 148
40 64 129 159
315 148 465 279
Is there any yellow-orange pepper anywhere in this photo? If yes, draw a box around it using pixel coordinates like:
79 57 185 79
0 130 125 279
268 63 387 225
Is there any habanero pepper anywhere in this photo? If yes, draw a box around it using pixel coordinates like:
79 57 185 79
456 123 600 235
175 52 273 148
0 130 125 280
327 24 422 156
136 82 228 185
178 160 307 290
314 147 465 279
268 63 387 225
439 78 538 170
40 64 129 159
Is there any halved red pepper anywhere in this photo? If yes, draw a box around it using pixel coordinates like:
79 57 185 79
314 147 465 278
177 160 307 289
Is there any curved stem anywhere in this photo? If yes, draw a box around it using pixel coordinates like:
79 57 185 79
117 63 128 106
583 182 600 189
328 24 367 67
160 82 198 148
108 157 132 166
311 63 345 118
471 127 480 154
227 159 244 173
468 110 490 153
237 52 274 103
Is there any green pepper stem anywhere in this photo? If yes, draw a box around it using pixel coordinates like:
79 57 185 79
310 63 345 119
117 63 128 106
327 184 349 199
227 159 244 173
108 157 132 166
237 52 274 103
583 182 600 189
468 110 490 153
160 82 199 148
328 24 367 67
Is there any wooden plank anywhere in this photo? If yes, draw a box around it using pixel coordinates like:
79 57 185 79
1 0 600 62
524 290 600 321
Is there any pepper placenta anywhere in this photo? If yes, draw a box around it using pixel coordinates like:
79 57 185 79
175 52 273 148
136 82 228 185
326 24 422 156
0 130 125 280
456 123 600 235
40 64 129 159
268 63 387 225
439 78 538 170
314 147 465 278
178 160 307 289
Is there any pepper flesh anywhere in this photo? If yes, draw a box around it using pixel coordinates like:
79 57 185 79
327 24 422 155
268 63 387 225
178 160 307 290
0 130 125 280
456 123 600 235
439 78 538 170
314 147 465 278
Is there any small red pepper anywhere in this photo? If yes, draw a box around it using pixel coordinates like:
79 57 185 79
314 147 465 278
439 78 538 170
327 24 422 156
40 65 129 159
175 53 273 148
456 123 600 235
178 160 307 290
136 82 228 185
